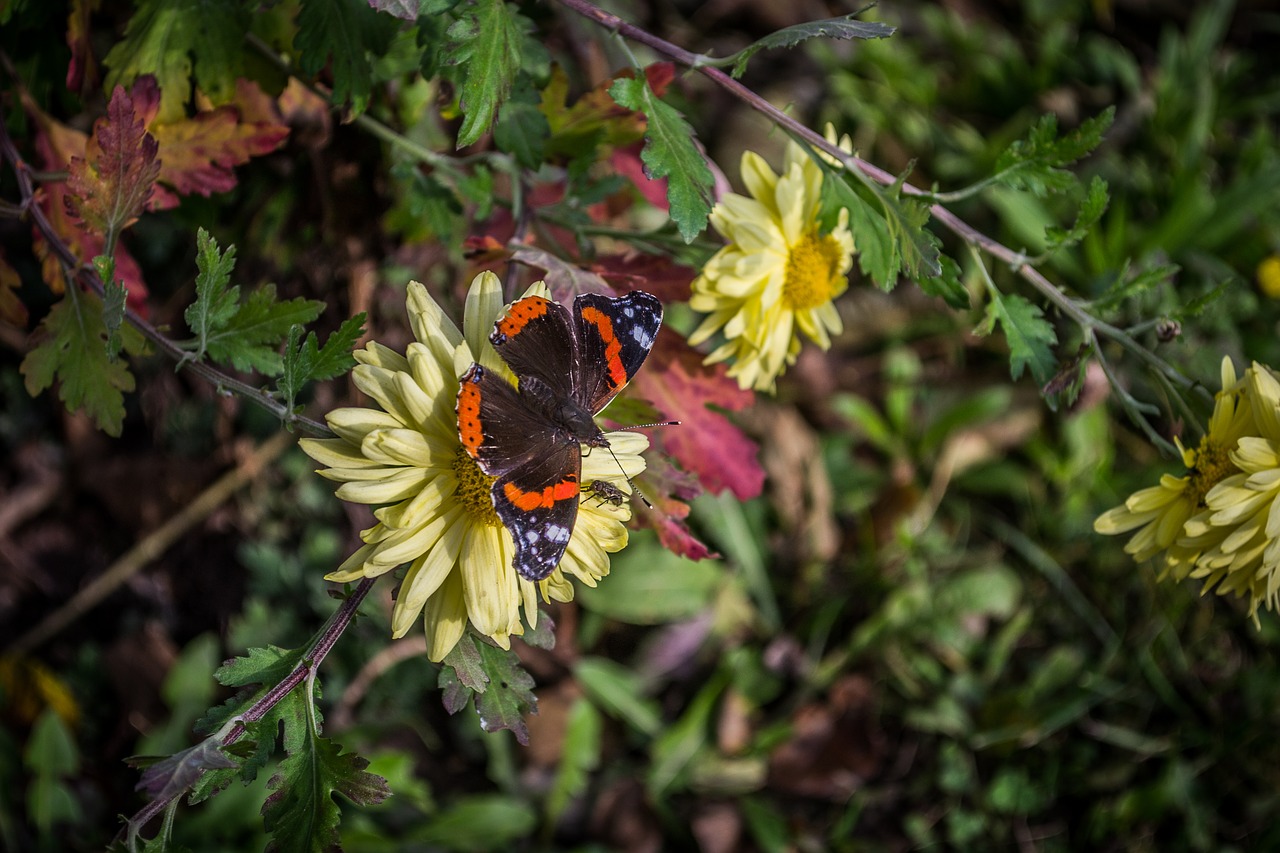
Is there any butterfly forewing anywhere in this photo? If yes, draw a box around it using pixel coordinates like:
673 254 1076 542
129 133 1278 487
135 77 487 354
573 291 663 413
488 295 577 403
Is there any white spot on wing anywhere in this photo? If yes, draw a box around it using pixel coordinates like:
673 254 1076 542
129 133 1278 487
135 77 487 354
547 525 571 544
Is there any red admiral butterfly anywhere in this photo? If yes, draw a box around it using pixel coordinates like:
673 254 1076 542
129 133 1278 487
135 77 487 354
457 290 663 581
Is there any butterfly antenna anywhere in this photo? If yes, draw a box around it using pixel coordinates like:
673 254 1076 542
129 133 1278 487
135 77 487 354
602 420 679 508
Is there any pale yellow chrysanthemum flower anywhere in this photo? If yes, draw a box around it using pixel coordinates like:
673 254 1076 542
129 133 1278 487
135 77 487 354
300 272 646 660
1094 357 1255 580
1187 363 1280 621
688 130 856 393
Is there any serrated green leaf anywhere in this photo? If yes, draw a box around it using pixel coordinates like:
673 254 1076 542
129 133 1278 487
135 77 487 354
1090 261 1179 313
976 291 1058 385
609 76 714 242
992 107 1115 197
21 291 139 436
440 631 504 714
494 96 549 170
184 229 239 358
262 728 390 853
730 14 895 78
546 698 601 825
278 314 365 414
1173 280 1230 320
295 0 398 115
829 168 940 288
205 286 323 375
180 231 327 373
102 0 249 123
446 0 529 147
917 253 969 309
472 641 537 745
95 255 129 358
1043 175 1110 255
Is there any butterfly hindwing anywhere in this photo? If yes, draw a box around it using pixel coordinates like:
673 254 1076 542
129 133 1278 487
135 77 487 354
493 441 583 581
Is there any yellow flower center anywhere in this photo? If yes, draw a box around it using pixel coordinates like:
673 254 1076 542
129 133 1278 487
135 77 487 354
452 447 500 526
1187 436 1237 506
783 231 844 311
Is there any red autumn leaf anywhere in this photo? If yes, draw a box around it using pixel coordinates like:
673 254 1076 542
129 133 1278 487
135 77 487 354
632 329 765 501
66 84 160 238
23 94 149 313
128 75 289 208
634 456 717 561
65 0 101 94
611 141 669 211
589 253 696 304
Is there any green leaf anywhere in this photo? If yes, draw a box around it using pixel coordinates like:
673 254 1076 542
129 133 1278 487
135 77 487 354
1043 176 1110 255
494 94 549 170
975 290 1058 385
95 255 129 359
576 538 721 624
648 669 729 798
472 641 537 745
102 0 249 123
730 14 895 78
445 0 529 147
917 253 969 309
183 229 325 375
295 0 398 115
440 631 488 715
184 228 240 359
609 76 715 242
992 107 1115 197
830 168 940 288
545 698 601 825
412 795 537 850
23 710 80 834
262 732 390 853
20 290 141 436
439 633 538 743
574 657 662 737
277 313 367 414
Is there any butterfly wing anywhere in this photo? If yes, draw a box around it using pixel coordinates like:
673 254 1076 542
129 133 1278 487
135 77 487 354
458 363 556 476
493 445 583 581
458 363 583 580
572 291 663 413
488 295 577 401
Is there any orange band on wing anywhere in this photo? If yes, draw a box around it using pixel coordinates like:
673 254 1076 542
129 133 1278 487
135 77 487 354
503 476 580 510
496 296 551 339
457 381 485 457
579 306 628 389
